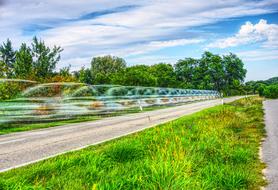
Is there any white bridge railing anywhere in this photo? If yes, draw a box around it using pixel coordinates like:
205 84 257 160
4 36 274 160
0 80 220 124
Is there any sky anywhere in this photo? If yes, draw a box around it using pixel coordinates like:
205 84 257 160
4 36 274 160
0 0 277 81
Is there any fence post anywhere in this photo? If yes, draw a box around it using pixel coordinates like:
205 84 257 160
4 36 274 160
137 100 143 111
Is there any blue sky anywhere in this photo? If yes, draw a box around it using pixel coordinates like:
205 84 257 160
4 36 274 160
0 0 277 81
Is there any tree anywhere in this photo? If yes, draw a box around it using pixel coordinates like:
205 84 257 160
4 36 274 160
174 52 246 94
200 52 225 92
0 61 8 78
49 66 77 82
59 66 71 77
245 81 265 94
90 55 126 84
264 84 278 98
13 43 33 79
149 63 177 87
75 67 93 84
174 54 215 90
0 39 15 77
112 65 157 87
265 77 278 85
222 53 247 95
244 76 278 96
174 58 198 88
0 36 249 97
31 37 63 80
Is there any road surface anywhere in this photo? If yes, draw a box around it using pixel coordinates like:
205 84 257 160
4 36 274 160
262 99 278 190
0 96 243 172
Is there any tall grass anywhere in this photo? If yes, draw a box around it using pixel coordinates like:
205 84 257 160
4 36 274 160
0 97 266 189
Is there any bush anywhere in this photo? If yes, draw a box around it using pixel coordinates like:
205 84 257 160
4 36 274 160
0 82 22 100
0 80 36 101
263 84 278 99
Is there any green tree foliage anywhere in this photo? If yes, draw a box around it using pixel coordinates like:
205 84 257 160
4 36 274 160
14 43 33 79
74 67 93 84
245 81 265 95
175 58 197 88
0 39 15 67
0 37 62 81
246 77 278 98
262 84 278 99
196 52 213 90
112 65 157 86
91 55 126 84
175 52 246 95
245 76 278 94
202 52 225 92
255 83 278 99
149 63 177 87
222 53 247 95
31 37 63 80
257 84 266 97
264 77 278 84
58 66 71 78
0 39 16 77
0 36 252 99
0 82 22 100
0 80 36 101
49 66 77 83
0 61 8 78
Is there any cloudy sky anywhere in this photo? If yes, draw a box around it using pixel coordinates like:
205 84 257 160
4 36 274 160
0 0 277 81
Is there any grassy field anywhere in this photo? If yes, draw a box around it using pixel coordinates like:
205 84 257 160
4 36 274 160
0 97 266 189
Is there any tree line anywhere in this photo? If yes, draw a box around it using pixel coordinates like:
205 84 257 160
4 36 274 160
0 38 62 82
1 38 247 96
245 77 278 98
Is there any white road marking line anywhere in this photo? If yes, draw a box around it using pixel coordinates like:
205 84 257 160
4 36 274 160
0 138 26 145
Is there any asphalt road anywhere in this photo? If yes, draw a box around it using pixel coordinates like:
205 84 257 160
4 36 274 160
0 96 243 172
262 99 278 190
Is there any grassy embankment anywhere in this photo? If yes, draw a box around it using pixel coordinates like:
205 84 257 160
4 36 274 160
0 97 266 189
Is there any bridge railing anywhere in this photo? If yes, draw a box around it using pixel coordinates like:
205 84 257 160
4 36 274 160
0 81 220 124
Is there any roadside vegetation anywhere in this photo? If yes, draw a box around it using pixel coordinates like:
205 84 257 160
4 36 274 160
260 83 278 99
0 38 247 101
0 97 266 189
245 76 278 98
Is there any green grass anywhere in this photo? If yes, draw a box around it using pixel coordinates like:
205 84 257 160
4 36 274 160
0 97 266 189
0 105 169 135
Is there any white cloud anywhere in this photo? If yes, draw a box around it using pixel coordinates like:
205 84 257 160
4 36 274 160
122 39 204 56
208 19 278 48
236 49 278 62
148 39 204 49
0 0 277 69
235 49 278 81
54 38 203 70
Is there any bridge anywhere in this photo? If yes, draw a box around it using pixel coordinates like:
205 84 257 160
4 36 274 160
0 79 219 124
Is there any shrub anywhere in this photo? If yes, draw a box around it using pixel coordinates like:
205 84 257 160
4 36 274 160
263 84 278 99
0 80 36 101
0 82 22 100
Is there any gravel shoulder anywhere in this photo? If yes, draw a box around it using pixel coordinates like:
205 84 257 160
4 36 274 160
262 99 278 190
